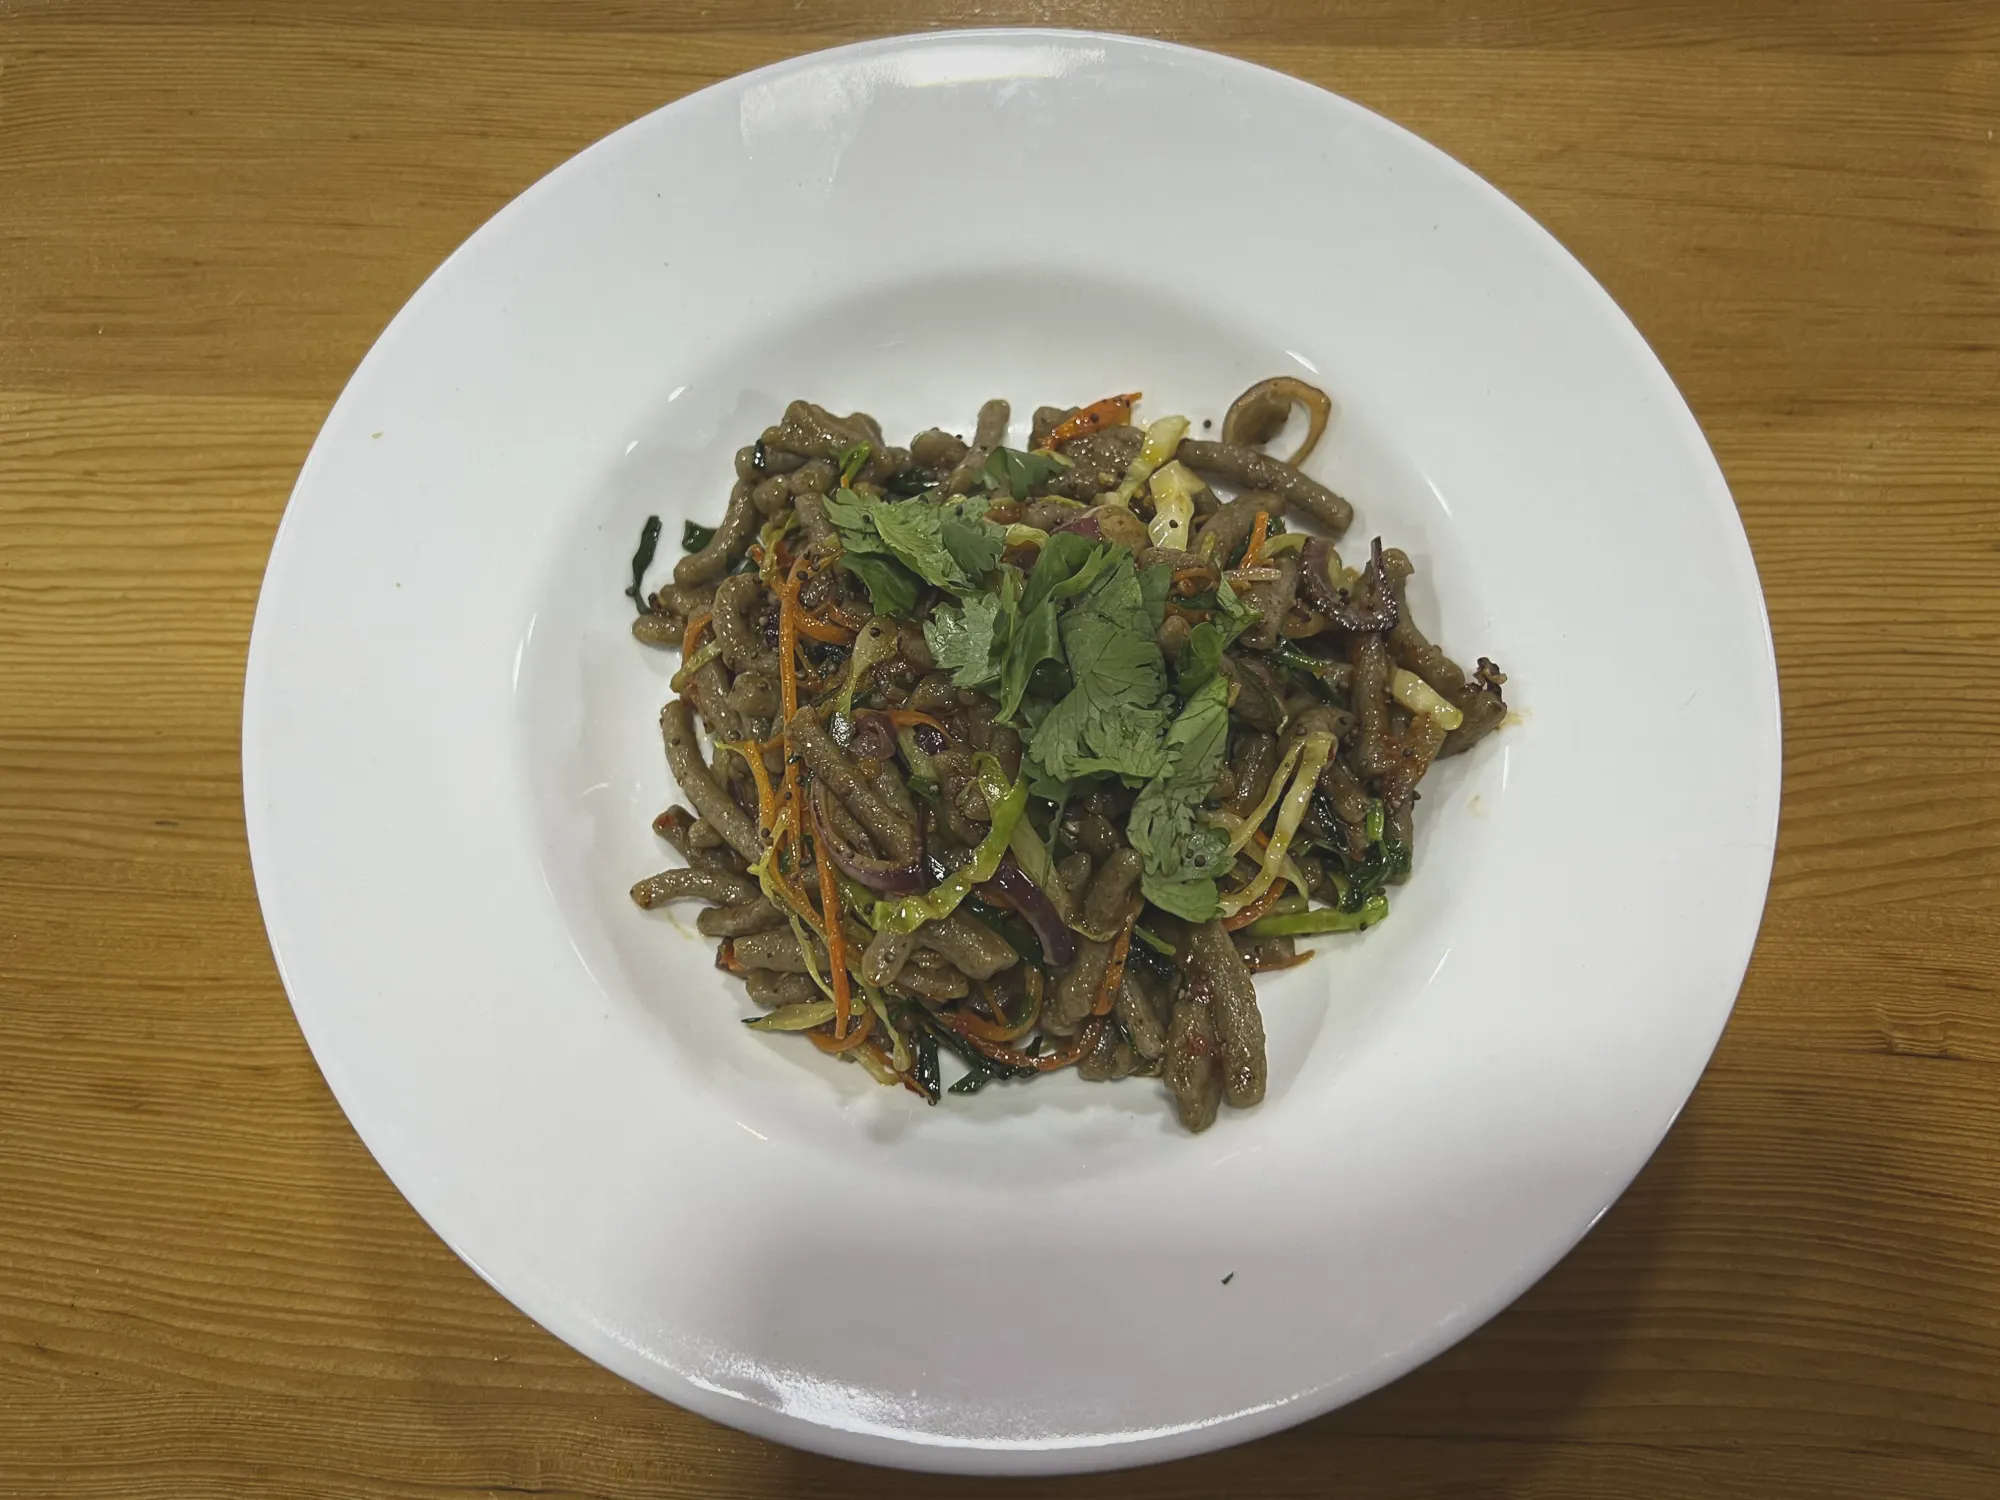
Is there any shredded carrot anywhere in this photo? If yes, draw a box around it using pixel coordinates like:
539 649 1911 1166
715 939 744 975
796 612 856 646
939 1012 1102 1072
1042 392 1141 449
1242 510 1271 566
764 802 820 934
682 612 713 659
1090 920 1136 1016
1222 879 1289 931
814 831 853 1037
778 561 806 725
772 862 820 940
725 741 777 832
955 975 1043 1043
808 1006 874 1054
883 708 950 736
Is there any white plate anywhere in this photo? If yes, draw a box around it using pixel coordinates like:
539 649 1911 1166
243 30 1779 1474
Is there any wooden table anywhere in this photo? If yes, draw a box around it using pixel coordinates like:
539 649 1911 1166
4 3 1996 1495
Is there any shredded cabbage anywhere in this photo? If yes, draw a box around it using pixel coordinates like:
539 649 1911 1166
1146 460 1200 549
1215 740 1304 857
1390 667 1465 729
1219 731 1335 916
1113 415 1191 507
872 761 1026 934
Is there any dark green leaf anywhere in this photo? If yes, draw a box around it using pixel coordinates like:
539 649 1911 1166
1027 553 1173 782
1129 676 1233 920
838 552 921 617
940 495 1008 581
1139 562 1173 632
1020 531 1118 615
625 514 663 615
997 600 1060 720
823 487 1002 595
925 589 1008 689
912 1029 941 1105
680 518 717 554
980 446 1070 500
838 440 872 487
1176 578 1259 694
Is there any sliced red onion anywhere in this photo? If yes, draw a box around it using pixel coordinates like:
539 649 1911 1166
847 708 898 763
810 780 925 893
1055 512 1102 539
1301 536 1399 632
977 853 1076 966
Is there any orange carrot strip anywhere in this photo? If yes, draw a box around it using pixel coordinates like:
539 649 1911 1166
814 830 853 1038
1043 392 1141 449
1090 921 1136 1016
808 1006 874 1054
682 612 712 658
1222 879 1288 931
937 1012 1103 1072
954 972 1044 1043
724 741 777 832
883 708 950 736
1242 510 1271 566
796 612 856 646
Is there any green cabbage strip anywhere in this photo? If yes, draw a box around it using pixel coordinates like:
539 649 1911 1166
1215 739 1304 858
1219 731 1335 916
871 761 1027 934
744 1001 838 1031
668 638 723 693
1243 895 1389 938
1112 416 1190 506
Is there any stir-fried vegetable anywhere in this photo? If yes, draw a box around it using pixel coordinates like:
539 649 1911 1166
872 762 1026 934
1112 415 1190 506
626 386 1511 1130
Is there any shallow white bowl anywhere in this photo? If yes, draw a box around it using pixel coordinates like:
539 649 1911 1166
243 30 1780 1474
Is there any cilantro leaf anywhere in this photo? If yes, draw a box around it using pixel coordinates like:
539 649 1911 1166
1026 553 1172 782
838 552 921 617
1020 531 1119 616
823 487 1004 596
925 589 1008 690
980 446 1070 500
997 600 1060 721
1139 561 1173 632
1176 577 1259 694
1129 676 1234 920
939 494 1008 581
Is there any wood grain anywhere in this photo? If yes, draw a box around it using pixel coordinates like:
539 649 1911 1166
2 1 1997 1495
